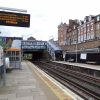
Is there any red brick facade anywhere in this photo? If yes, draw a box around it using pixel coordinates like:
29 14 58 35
58 15 100 51
58 23 68 45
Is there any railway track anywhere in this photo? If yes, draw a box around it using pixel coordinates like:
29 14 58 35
32 61 100 100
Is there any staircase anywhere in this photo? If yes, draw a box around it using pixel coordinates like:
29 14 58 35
46 40 62 60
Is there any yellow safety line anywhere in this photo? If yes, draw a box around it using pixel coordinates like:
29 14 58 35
28 62 72 100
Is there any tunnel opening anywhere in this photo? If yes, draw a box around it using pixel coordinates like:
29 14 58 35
23 50 51 61
23 50 44 61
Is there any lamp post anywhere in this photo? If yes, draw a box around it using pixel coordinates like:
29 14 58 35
75 26 78 63
76 40 77 63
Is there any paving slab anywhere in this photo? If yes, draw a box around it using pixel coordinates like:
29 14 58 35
0 61 59 100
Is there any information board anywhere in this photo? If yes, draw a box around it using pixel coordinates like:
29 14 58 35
0 11 30 27
80 53 87 60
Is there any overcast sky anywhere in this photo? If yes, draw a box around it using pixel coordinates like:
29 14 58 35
0 0 100 40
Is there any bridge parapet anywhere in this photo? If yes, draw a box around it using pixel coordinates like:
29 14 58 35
21 40 47 50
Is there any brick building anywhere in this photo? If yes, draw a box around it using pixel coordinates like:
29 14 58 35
58 15 100 63
58 22 68 45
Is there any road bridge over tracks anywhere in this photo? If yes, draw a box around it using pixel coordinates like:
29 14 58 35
11 40 62 61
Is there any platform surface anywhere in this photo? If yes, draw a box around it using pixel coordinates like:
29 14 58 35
0 61 60 100
53 61 100 71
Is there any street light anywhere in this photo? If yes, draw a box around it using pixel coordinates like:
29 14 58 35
76 39 77 63
75 25 78 63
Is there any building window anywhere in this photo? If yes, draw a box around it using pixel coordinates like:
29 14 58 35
78 36 81 43
84 27 86 33
91 23 93 30
87 24 90 32
83 34 87 41
90 33 94 39
80 35 84 42
72 31 74 35
73 39 77 44
81 27 83 32
96 23 100 30
78 28 80 35
87 33 91 40
97 16 100 21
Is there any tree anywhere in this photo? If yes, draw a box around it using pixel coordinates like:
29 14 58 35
27 36 36 40
4 38 12 49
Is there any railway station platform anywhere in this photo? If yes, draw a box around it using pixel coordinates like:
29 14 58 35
53 61 100 77
0 61 77 100
53 61 100 70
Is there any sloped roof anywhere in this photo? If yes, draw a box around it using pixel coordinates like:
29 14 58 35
11 40 21 49
6 48 20 51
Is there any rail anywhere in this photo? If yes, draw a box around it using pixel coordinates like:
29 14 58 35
32 61 100 100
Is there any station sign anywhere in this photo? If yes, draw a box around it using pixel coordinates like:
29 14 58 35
0 11 30 27
22 45 47 50
21 41 46 46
